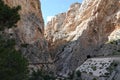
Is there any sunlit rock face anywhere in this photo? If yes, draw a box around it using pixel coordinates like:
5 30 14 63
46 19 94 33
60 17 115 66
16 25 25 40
3 0 120 76
45 0 120 75
45 2 81 43
4 0 44 43
3 0 51 65
45 3 81 58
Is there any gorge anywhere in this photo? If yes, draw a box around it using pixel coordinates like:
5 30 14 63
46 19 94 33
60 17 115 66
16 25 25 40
3 0 120 80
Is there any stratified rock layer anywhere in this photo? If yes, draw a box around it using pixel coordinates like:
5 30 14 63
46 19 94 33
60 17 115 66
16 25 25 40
45 0 120 75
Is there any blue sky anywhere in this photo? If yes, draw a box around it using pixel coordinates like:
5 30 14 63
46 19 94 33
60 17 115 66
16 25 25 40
41 0 83 24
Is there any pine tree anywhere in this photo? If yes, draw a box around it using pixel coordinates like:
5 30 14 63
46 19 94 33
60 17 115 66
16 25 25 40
0 0 21 30
0 0 29 80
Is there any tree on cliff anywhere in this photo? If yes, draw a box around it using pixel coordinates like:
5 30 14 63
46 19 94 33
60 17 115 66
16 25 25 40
0 0 21 30
0 0 29 80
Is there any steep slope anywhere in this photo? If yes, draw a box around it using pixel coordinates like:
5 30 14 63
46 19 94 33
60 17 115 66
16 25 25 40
45 0 120 75
45 2 81 58
3 0 51 65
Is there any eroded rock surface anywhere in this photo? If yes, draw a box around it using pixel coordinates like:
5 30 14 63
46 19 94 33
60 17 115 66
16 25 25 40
45 0 120 75
3 0 120 78
45 3 81 58
4 0 51 64
4 0 44 43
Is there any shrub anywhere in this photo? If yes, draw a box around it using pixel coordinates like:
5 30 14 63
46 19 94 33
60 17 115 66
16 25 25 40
0 1 29 80
91 66 97 71
0 0 21 30
0 48 29 80
93 78 97 80
76 70 81 77
29 70 56 80
106 61 118 73
117 50 120 52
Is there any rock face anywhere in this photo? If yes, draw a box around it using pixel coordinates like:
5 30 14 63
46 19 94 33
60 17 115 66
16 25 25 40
45 0 120 76
3 0 120 78
45 2 81 43
3 0 51 64
45 2 81 58
4 0 44 43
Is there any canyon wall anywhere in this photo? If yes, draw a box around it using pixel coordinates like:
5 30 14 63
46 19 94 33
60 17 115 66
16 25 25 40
45 3 81 58
4 0 44 43
3 0 120 76
45 0 120 75
3 0 51 65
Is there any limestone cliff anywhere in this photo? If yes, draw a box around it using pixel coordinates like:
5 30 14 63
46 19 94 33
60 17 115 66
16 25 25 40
45 0 120 76
45 3 81 58
4 0 44 43
3 0 120 78
3 0 51 64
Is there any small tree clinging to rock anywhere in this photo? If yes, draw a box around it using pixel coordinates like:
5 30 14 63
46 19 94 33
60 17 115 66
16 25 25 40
0 0 21 30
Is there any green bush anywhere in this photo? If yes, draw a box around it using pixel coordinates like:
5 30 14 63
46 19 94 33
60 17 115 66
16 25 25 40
91 66 97 71
0 0 29 80
29 70 56 80
0 48 29 80
76 70 81 77
93 78 97 80
106 61 118 73
0 0 21 30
